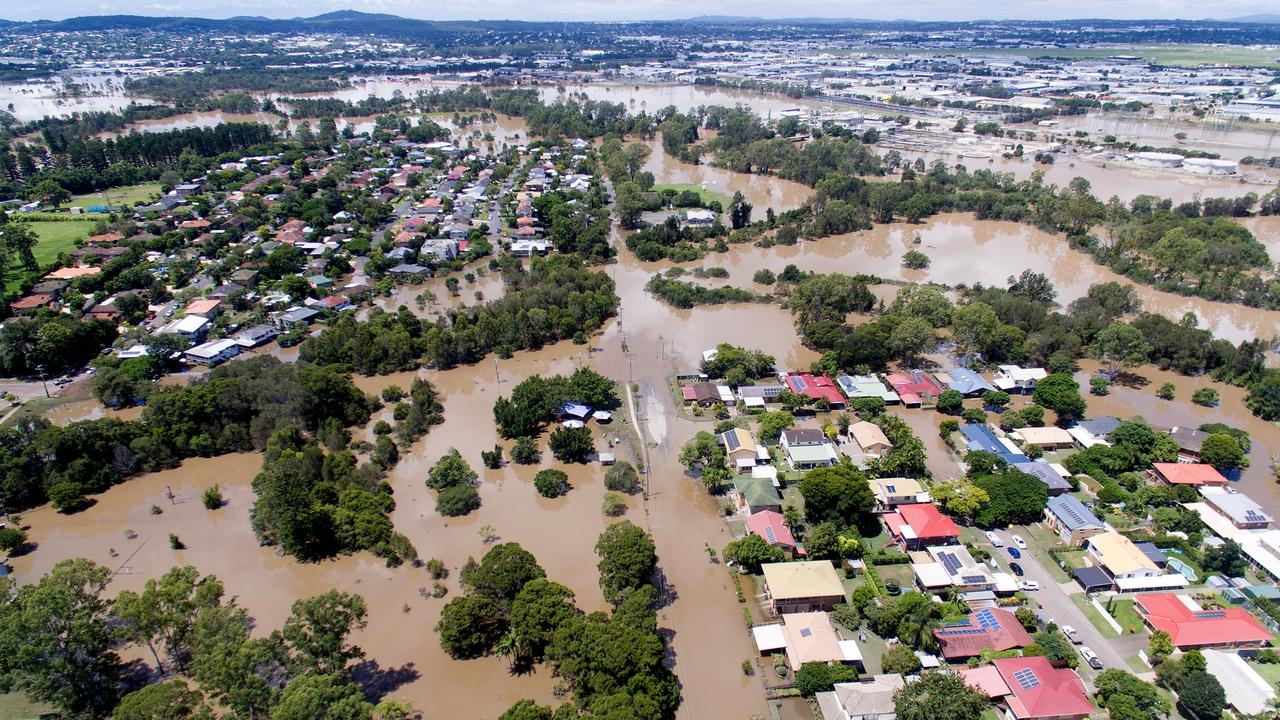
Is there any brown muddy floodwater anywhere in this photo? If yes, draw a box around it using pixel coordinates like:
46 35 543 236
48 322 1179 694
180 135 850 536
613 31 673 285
540 82 820 118
641 138 812 216
1017 112 1280 163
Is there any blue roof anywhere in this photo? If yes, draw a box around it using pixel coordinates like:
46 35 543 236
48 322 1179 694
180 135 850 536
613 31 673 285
959 424 1029 464
1047 495 1104 531
1013 461 1072 493
559 402 591 418
942 368 996 396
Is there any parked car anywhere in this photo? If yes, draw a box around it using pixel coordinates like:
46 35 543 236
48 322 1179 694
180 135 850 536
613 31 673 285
1079 646 1103 670
1018 580 1040 591
1011 534 1027 549
1009 562 1024 576
1061 625 1081 644
985 530 1003 547
1008 547 1022 558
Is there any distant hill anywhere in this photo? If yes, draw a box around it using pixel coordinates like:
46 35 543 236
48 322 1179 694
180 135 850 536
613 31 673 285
683 15 884 24
1230 13 1280 24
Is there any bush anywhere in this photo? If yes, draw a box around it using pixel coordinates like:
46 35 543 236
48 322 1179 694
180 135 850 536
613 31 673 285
0 527 27 553
753 269 776 285
201 485 223 510
936 389 964 415
533 469 570 498
602 491 627 516
902 250 930 269
480 444 503 469
437 484 481 516
795 661 859 696
1156 383 1175 400
1090 376 1110 396
961 407 986 424
510 436 540 464
604 461 640 493
548 426 593 463
1192 387 1219 407
939 419 960 438
381 385 405 402
168 533 184 550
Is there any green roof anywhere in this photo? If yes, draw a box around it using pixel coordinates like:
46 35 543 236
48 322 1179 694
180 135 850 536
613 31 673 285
734 476 781 507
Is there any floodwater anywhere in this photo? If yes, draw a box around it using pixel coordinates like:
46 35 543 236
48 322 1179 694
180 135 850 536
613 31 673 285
1073 359 1280 513
540 82 820 118
641 137 812 216
1019 112 1280 163
367 269 508 320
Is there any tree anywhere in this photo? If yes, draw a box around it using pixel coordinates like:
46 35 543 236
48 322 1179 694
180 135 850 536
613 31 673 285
798 464 876 529
889 316 936 366
0 221 38 270
604 461 640 493
1156 383 1176 400
757 411 795 443
510 436 540 464
723 534 785 573
881 643 922 673
1008 270 1057 304
534 469 570 498
935 389 964 415
1199 433 1245 471
1192 387 1220 407
436 595 508 659
202 485 224 510
981 390 1011 409
1245 373 1280 420
0 559 121 715
1094 323 1152 376
951 302 1000 359
902 250 930 268
437 484 480 516
548 426 593 463
1202 539 1249 577
930 479 990 521
29 178 70 208
972 470 1048 527
112 680 207 720
1095 669 1169 719
893 670 987 720
271 673 372 720
509 579 577 662
1177 672 1226 720
427 449 478 490
1032 373 1087 425
1034 629 1076 668
595 521 656 606
795 661 860 696
1147 630 1174 664
497 700 555 720
282 590 367 676
464 543 546 602
728 191 752 229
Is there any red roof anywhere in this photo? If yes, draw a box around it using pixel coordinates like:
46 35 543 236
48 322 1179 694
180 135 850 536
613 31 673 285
885 371 945 406
887 503 960 542
991 657 1093 720
1135 593 1273 648
10 294 54 310
935 608 1033 659
783 372 845 406
1152 463 1228 486
745 510 798 552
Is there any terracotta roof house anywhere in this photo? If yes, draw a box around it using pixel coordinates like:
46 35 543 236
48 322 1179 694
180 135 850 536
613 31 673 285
10 293 55 313
1135 593 1273 649
935 607 1034 660
1150 463 1228 487
850 421 892 457
681 381 719 407
989 657 1094 720
760 561 845 614
46 266 101 280
85 231 124 245
884 503 961 550
784 372 846 408
719 428 760 467
884 371 945 407
185 298 223 318
746 510 800 555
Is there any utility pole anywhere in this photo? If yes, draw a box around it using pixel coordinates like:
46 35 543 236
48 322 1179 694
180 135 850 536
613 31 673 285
35 364 49 399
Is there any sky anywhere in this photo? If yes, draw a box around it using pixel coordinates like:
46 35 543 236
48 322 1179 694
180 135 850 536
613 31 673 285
3 0 1277 23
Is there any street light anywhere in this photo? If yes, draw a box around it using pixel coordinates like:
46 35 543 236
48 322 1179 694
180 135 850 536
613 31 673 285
34 364 49 399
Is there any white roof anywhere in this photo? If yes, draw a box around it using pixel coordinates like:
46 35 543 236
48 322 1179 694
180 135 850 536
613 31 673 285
752 623 787 652
1186 502 1280 580
752 465 779 482
186 338 240 358
1203 650 1276 715
716 385 735 403
1113 574 1190 591
912 562 953 588
173 314 210 333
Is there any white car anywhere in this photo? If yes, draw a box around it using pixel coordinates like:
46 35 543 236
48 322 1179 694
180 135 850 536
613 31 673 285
1061 625 1080 643
1011 534 1027 549
1079 646 1103 670
985 530 1003 547
1018 580 1040 591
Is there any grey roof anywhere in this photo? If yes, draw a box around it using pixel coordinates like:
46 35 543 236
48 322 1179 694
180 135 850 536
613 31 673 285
1047 495 1104 531
1077 417 1122 437
783 428 827 445
1134 542 1168 566
1169 427 1208 453
941 367 996 396
1013 461 1072 493
1073 566 1114 590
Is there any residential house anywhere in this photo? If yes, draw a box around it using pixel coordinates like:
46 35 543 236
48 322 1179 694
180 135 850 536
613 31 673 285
1012 461 1071 496
1134 593 1273 649
913 544 995 593
835 374 900 404
317 295 353 312
984 657 1094 720
185 298 223 318
1083 532 1187 591
388 263 431 278
760 561 846 614
1044 496 1106 545
1011 426 1074 450
780 428 838 471
746 511 800 555
685 208 716 225
1150 462 1228 487
167 314 211 343
960 424 1029 465
816 674 906 720
10 294 56 313
276 306 320 328
884 371 945 406
719 428 761 469
870 478 926 512
731 475 782 514
1168 426 1209 462
233 324 278 348
1067 417 1122 448
1202 650 1277 716
934 607 1033 661
993 365 1048 393
185 339 241 366
682 381 720 407
783 372 846 408
1201 487 1273 529
936 368 995 397
850 421 893 458
885 504 961 550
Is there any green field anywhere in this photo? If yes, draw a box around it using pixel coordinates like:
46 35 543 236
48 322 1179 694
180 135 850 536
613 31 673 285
651 183 731 209
0 692 54 720
4 220 96 292
828 44 1280 69
65 182 163 210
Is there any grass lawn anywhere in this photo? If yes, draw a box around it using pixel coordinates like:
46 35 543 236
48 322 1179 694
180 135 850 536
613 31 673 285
0 692 55 720
876 563 916 592
1017 524 1072 583
1071 593 1122 638
1249 660 1280 686
4 220 97 292
65 182 163 209
1107 598 1147 635
650 183 731 209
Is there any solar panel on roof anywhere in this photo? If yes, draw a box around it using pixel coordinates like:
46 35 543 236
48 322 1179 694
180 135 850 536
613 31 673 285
1245 510 1269 522
886 485 896 493
800 628 812 638
938 628 986 636
976 608 1001 629
764 527 776 543
940 552 963 575
1013 668 1040 690
1195 610 1227 619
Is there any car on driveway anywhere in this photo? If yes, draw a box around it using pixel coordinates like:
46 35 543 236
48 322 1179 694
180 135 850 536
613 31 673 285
985 530 1003 547
1018 580 1040 591
1008 547 1022 558
1009 562 1024 576
1011 534 1027 549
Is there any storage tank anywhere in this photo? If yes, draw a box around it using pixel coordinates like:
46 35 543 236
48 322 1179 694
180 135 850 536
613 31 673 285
1131 151 1184 168
1182 158 1238 175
